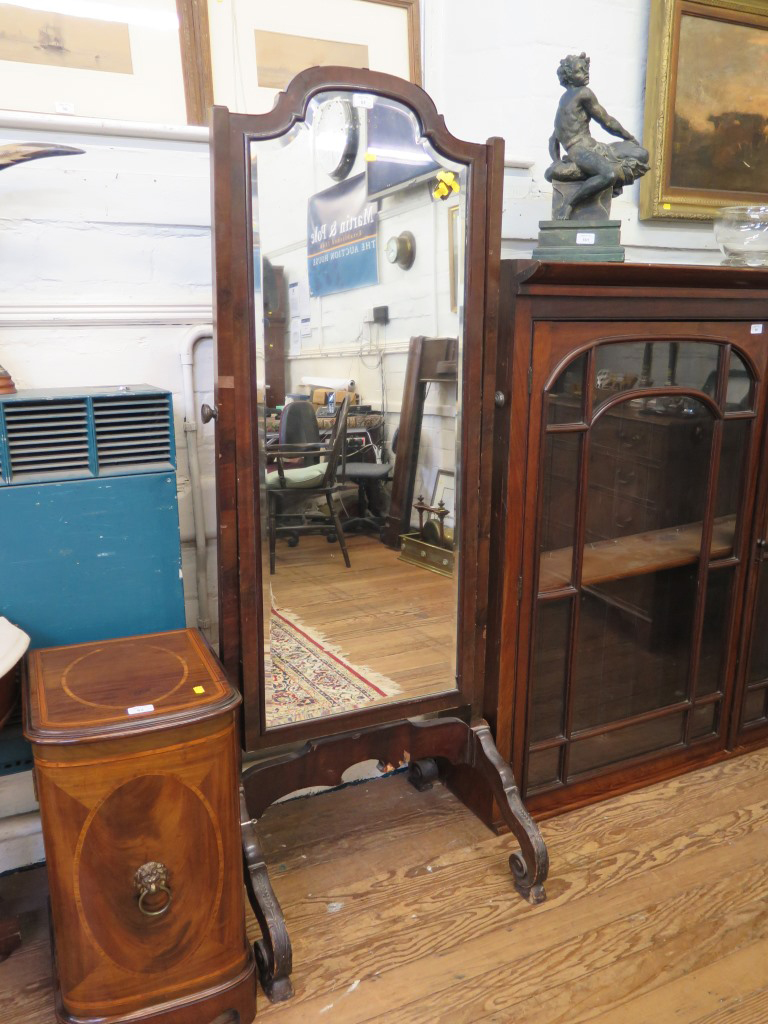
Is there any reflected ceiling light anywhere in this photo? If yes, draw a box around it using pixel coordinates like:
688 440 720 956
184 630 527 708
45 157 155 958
0 0 178 30
366 147 432 166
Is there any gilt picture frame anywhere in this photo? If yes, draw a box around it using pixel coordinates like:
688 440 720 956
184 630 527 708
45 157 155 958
640 0 768 221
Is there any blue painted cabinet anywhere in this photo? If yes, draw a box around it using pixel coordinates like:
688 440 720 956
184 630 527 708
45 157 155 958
0 386 186 772
0 385 185 646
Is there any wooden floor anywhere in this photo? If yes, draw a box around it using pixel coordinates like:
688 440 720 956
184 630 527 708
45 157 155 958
271 533 455 702
2 747 768 1023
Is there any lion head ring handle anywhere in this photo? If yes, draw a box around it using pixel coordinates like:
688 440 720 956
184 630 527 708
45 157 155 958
134 861 172 918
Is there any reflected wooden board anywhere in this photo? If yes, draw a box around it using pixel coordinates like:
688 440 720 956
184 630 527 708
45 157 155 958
539 515 737 592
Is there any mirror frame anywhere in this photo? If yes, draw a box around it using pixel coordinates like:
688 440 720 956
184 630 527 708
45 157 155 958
211 66 504 751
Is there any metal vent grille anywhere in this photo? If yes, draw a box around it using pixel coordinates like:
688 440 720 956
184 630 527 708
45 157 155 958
93 393 172 468
4 399 90 478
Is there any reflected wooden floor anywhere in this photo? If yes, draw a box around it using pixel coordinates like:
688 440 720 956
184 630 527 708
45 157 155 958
3 747 768 1023
270 533 456 703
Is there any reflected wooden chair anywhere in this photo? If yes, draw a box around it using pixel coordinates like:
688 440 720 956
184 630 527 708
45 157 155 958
266 395 352 574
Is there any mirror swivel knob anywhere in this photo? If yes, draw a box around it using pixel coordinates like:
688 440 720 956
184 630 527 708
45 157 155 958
201 404 218 423
494 391 506 408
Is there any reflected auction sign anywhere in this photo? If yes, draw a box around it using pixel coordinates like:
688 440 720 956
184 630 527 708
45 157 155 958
307 173 378 297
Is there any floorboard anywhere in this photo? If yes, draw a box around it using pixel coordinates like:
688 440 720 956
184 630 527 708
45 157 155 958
1 749 767 1023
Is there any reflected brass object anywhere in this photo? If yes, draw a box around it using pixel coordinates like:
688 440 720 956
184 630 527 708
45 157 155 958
423 518 454 549
134 861 172 918
385 230 416 269
399 495 455 576
399 533 454 576
413 494 450 546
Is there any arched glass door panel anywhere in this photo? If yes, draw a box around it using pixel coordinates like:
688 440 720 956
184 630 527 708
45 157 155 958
528 338 755 795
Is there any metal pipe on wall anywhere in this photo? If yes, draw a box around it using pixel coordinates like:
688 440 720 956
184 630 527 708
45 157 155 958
180 325 214 638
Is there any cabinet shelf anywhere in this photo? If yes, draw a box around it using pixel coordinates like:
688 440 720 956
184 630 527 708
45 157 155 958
539 514 737 593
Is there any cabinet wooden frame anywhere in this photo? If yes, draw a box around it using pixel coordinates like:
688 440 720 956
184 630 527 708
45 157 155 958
210 65 504 753
489 260 768 819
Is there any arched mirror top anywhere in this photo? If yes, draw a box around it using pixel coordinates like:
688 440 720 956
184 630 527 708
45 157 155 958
220 65 483 160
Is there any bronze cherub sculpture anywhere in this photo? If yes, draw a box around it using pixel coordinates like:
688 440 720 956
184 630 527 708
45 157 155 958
544 52 649 221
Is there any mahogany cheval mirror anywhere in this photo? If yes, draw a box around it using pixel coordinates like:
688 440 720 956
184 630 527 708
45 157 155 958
209 66 548 1001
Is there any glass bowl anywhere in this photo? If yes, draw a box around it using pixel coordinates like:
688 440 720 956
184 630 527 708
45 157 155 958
714 205 768 267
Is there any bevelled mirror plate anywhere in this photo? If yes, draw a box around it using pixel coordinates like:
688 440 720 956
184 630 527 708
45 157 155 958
248 88 466 729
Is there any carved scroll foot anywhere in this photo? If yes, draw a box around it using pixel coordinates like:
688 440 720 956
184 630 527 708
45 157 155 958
240 790 294 1003
509 852 547 905
468 722 549 904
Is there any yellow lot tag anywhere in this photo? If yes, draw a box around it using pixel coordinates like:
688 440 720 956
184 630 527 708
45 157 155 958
193 685 205 694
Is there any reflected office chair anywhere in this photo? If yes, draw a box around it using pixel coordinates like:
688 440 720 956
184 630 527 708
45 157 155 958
266 396 351 573
339 459 392 535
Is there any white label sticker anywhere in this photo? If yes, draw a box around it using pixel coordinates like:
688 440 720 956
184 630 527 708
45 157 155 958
353 93 374 108
576 232 596 245
751 324 763 334
127 704 155 715
55 101 75 114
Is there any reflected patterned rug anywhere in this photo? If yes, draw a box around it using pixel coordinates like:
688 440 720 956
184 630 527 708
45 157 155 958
266 609 400 726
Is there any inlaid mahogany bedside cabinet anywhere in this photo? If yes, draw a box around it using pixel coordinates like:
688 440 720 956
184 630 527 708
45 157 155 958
23 628 256 1024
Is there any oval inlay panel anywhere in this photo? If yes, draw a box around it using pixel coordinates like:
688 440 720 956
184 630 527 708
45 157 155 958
75 773 222 974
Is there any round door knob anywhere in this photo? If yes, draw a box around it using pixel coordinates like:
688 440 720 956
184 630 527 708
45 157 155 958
201 403 218 423
494 390 506 408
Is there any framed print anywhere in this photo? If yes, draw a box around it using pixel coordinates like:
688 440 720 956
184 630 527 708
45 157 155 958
640 0 768 220
0 0 211 125
432 469 455 529
207 0 421 114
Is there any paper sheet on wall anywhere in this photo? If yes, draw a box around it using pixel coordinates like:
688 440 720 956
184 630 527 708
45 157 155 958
288 278 312 356
289 316 301 355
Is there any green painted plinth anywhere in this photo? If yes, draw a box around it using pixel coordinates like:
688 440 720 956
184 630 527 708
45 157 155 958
532 219 625 263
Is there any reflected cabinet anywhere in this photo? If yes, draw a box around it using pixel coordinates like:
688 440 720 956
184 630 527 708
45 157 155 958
490 261 768 817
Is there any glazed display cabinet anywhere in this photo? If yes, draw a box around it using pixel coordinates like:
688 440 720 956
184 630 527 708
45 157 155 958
489 261 768 817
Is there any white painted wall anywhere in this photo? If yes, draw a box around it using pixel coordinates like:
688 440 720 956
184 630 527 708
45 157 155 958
0 2 725 866
422 0 721 263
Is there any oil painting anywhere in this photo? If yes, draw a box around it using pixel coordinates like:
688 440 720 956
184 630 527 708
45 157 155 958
670 13 768 194
640 0 768 220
